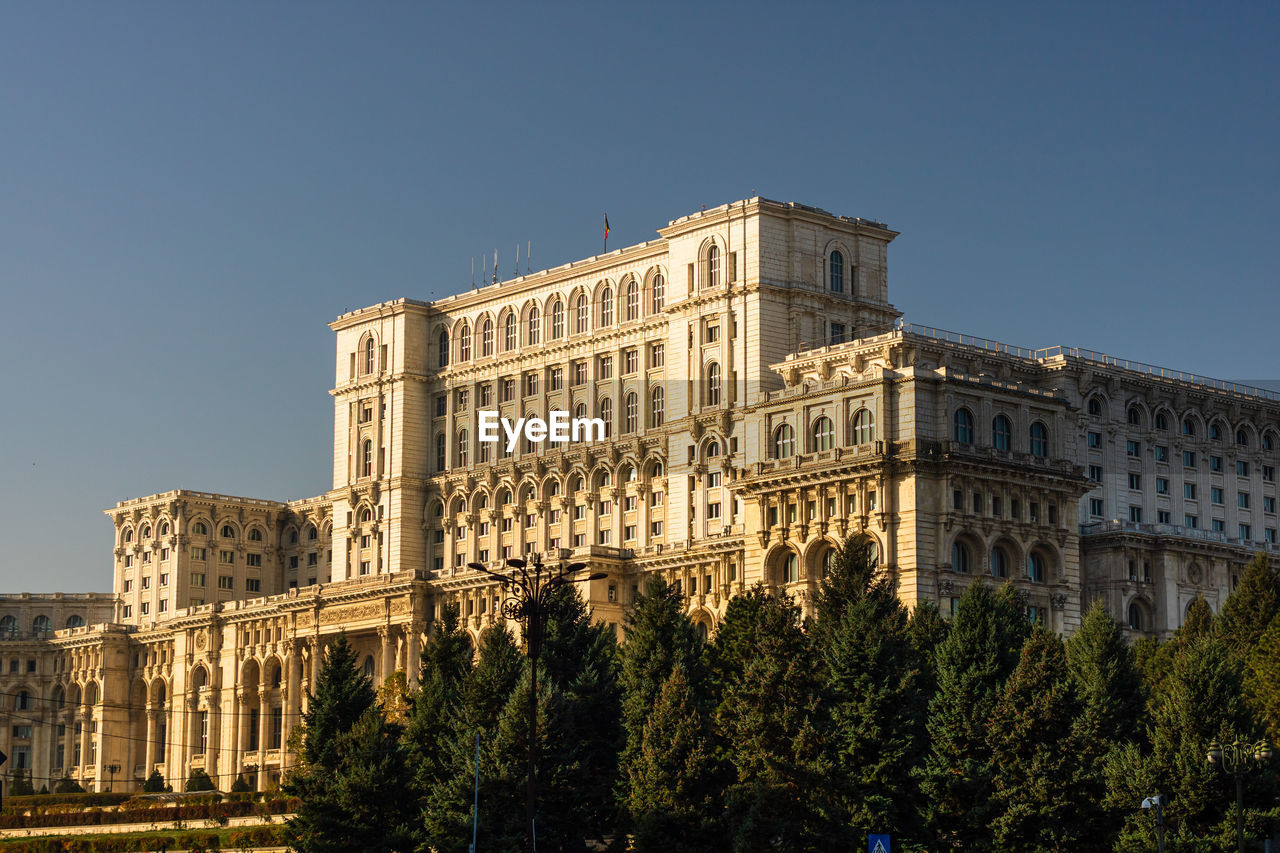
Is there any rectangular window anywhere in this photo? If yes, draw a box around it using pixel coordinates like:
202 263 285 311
1030 502 1040 523
650 343 665 368
124 554 133 568
1126 440 1140 457
598 529 611 545
651 491 664 506
1185 483 1197 500
307 552 318 566
1088 431 1102 449
1239 492 1251 509
625 524 637 541
456 389 469 411
1266 528 1277 543
158 600 167 612
651 521 664 537
550 367 563 391
707 502 722 520
123 579 133 592
1185 514 1199 529
524 372 538 396
1155 445 1168 462
190 573 206 587
1129 506 1143 523
992 496 1002 517
219 550 234 564
1264 465 1276 482
953 489 963 511
1240 524 1253 541
217 575 233 590
1212 487 1224 504
973 493 983 514
479 384 493 407
160 548 169 561
272 708 283 749
1128 473 1142 490
142 551 151 564
502 378 515 402
574 505 586 520
122 605 132 618
1210 455 1223 472
526 513 536 528
1238 460 1250 477
360 560 371 575
246 578 261 593
705 324 720 343
246 553 262 567
573 361 587 385
624 348 638 374
624 495 637 512
1089 465 1103 482
1156 477 1169 494
598 355 613 379
830 322 846 345
1265 496 1276 514
1184 451 1197 468
573 533 586 547
435 394 447 418
360 534 371 549
1158 510 1171 524
1212 519 1225 533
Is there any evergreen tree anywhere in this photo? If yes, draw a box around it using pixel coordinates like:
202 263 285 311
1216 553 1279 661
9 767 35 796
916 581 1029 851
989 627 1090 852
143 769 166 792
230 773 252 793
296 633 376 772
184 768 216 792
1065 599 1146 852
1137 594 1214 716
53 775 84 794
1244 617 1280 741
626 664 722 852
907 598 949 700
711 585 829 851
810 537 926 846
287 706 414 853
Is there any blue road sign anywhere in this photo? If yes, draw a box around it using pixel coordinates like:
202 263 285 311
869 834 890 853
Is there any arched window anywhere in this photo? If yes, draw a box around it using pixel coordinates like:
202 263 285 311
192 521 208 536
990 547 1008 578
363 656 375 678
706 244 720 288
528 306 540 346
575 403 587 423
0 615 15 637
574 293 589 334
1236 428 1249 447
1155 412 1170 431
141 524 151 538
221 524 235 538
481 318 494 356
624 392 638 434
651 387 664 428
952 542 970 573
364 337 376 374
1029 422 1048 457
829 250 844 293
706 362 721 406
1182 417 1196 437
1087 397 1103 417
600 287 614 326
812 416 834 451
1028 552 1046 583
438 330 449 367
780 552 799 584
1264 433 1275 452
459 324 472 361
992 415 1012 451
1128 407 1143 426
774 424 796 458
123 527 133 543
953 408 975 445
159 521 170 536
1127 602 1143 631
66 614 85 629
456 430 469 467
33 615 51 634
1210 421 1223 442
435 434 446 472
652 273 665 313
248 528 263 542
599 398 613 438
851 408 875 445
625 280 639 321
503 312 517 351
307 525 317 540
821 549 836 578
550 300 564 339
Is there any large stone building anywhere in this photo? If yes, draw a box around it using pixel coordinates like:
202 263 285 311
3 197 1278 796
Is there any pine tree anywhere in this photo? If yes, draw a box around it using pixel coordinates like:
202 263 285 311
907 598 949 700
143 769 165 792
916 581 1029 851
1065 599 1146 852
230 773 252 793
989 627 1090 852
54 775 84 794
295 633 376 772
711 585 829 851
9 767 35 796
184 768 216 792
626 664 722 852
1244 617 1280 740
810 537 926 846
1216 552 1279 661
617 576 708 824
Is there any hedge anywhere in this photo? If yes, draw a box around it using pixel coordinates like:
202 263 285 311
0 825 285 852
0 798 298 830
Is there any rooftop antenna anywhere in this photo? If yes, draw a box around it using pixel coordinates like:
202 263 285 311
492 249 498 285
482 252 487 284
515 242 520 277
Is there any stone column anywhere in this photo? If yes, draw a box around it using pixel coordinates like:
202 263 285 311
379 626 394 681
143 705 156 774
406 621 423 688
257 688 269 762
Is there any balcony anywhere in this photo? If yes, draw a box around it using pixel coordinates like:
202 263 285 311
1081 519 1280 554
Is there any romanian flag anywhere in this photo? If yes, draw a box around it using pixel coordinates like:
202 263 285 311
604 214 610 241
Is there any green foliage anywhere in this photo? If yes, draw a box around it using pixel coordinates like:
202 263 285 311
916 581 1029 851
296 632 376 772
142 769 166 793
229 774 251 793
1217 553 1279 661
10 767 35 796
810 537 927 846
989 627 1090 851
184 768 216 792
54 775 86 794
711 585 830 851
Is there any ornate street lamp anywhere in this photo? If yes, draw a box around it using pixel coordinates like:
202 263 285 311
1206 737 1272 853
468 555 605 851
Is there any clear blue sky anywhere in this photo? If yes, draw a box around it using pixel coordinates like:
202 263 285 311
2 2 1277 592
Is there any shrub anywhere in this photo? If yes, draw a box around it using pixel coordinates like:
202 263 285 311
142 769 166 793
184 769 216 792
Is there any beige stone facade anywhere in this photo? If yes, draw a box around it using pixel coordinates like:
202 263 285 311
3 197 1278 796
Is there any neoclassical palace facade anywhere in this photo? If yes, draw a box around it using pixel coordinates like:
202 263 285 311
3 198 1278 796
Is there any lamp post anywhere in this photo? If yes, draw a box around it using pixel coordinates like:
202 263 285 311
1207 737 1272 853
106 763 120 792
1140 794 1166 853
468 555 605 852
